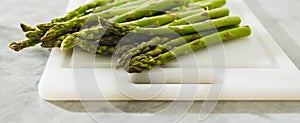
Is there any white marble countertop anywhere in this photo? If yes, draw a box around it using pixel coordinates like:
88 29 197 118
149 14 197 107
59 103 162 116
1 0 300 123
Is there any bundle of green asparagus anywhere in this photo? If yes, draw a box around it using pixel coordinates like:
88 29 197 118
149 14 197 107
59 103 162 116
8 0 252 73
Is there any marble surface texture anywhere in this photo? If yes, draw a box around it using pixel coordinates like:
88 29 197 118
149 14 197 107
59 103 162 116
1 0 300 123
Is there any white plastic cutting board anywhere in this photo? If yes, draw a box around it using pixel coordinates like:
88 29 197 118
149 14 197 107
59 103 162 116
38 0 300 100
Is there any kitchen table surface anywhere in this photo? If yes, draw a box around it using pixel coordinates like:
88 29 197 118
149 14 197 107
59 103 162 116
1 0 300 123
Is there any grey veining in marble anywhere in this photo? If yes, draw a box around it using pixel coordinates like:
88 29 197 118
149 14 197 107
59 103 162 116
1 0 300 123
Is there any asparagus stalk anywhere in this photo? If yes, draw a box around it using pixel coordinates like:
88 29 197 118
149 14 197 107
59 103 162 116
133 16 241 35
116 0 148 8
169 0 226 12
111 0 192 23
120 9 205 27
51 0 112 23
126 26 251 73
93 0 144 13
195 0 226 10
95 5 141 19
167 8 229 26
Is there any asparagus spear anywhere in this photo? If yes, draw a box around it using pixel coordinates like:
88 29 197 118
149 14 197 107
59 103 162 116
195 0 226 10
20 23 35 32
112 0 192 23
170 0 226 12
93 0 142 13
126 26 251 73
133 16 241 35
94 5 141 19
51 0 112 23
120 9 205 27
9 39 41 51
167 8 229 26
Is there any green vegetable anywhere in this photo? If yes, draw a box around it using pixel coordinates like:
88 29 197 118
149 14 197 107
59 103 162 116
133 16 241 35
9 39 40 51
20 23 35 32
126 26 251 73
51 0 112 23
167 8 229 26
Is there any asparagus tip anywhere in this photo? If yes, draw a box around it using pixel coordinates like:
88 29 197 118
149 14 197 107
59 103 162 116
8 42 21 52
20 23 35 32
